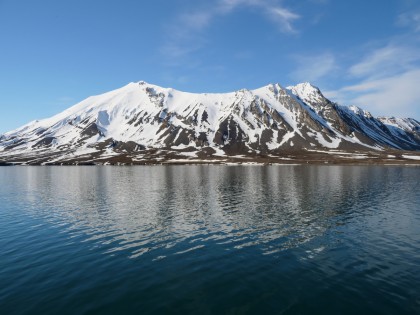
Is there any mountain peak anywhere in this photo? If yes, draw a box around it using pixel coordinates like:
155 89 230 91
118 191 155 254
295 82 319 90
1 81 419 165
287 82 321 94
286 82 325 107
348 105 373 118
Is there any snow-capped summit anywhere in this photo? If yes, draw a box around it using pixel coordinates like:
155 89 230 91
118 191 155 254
0 81 419 165
287 82 324 105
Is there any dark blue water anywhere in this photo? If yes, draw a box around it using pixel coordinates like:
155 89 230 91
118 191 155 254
0 166 419 314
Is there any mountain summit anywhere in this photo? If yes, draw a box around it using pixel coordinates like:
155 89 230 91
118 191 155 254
1 81 419 165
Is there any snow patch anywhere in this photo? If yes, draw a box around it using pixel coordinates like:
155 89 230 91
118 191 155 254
402 155 420 160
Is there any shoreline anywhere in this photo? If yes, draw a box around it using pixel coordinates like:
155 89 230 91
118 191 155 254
1 159 420 166
1 148 420 166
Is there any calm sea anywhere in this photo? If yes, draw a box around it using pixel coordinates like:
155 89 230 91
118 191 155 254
0 165 419 314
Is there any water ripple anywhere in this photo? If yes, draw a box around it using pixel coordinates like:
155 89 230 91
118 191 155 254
0 165 419 314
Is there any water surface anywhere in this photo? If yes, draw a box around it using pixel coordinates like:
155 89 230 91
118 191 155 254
0 165 419 314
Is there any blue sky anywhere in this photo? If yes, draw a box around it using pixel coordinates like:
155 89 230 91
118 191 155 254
1 0 420 133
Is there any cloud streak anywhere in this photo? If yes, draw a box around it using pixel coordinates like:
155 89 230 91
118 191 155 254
397 11 420 32
325 69 420 118
161 0 300 60
317 34 420 119
290 53 337 83
349 44 420 79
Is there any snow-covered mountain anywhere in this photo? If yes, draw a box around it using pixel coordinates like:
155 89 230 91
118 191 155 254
1 81 419 164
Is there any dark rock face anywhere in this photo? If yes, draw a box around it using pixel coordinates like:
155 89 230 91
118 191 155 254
32 137 56 148
81 123 103 138
0 81 419 164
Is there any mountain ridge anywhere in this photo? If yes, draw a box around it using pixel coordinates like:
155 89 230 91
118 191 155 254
1 81 420 165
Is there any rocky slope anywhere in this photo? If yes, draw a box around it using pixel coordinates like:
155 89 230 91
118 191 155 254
1 81 419 165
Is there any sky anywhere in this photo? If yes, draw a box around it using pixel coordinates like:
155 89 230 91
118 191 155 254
1 0 420 133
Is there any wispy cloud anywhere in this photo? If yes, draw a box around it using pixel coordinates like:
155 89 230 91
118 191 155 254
266 6 300 33
328 5 420 118
325 69 420 118
349 44 420 79
218 0 300 31
290 53 337 83
396 11 420 32
161 0 300 61
323 37 420 118
222 0 301 33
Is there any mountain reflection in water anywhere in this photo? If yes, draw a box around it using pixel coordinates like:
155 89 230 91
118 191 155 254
1 165 419 315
